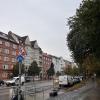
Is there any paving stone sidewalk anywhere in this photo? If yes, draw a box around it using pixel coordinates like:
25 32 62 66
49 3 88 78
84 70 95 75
82 81 100 100
47 80 100 100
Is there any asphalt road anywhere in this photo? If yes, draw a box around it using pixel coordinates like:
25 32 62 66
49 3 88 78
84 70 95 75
1 80 99 100
0 80 53 100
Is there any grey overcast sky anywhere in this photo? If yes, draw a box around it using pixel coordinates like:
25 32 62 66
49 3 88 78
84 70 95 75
0 0 82 61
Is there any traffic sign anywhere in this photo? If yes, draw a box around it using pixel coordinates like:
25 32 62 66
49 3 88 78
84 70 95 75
16 47 26 56
17 55 24 63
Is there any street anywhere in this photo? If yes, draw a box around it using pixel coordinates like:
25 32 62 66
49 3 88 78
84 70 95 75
0 80 53 100
0 80 100 100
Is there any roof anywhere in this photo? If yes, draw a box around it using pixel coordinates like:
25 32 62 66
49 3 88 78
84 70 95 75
0 31 17 43
0 31 8 39
8 31 21 40
8 31 28 44
21 36 28 44
30 40 37 48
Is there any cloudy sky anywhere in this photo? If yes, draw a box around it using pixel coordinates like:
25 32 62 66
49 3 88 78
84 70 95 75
0 0 82 61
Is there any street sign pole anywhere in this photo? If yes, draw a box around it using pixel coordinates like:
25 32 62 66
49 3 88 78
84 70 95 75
16 42 26 100
18 62 21 100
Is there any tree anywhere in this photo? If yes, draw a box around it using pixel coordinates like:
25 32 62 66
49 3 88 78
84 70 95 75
56 71 61 76
64 65 73 75
72 67 80 76
67 0 100 76
64 66 79 76
12 62 25 77
28 61 41 76
47 63 55 78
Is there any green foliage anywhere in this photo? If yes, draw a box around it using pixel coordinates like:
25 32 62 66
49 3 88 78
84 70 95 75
67 0 100 76
47 63 55 77
28 61 41 76
12 62 25 77
56 71 61 76
64 66 79 76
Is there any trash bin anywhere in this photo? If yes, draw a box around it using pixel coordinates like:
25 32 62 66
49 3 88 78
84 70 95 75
49 89 58 97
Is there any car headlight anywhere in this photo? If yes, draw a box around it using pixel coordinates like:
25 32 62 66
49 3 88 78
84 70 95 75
55 79 59 83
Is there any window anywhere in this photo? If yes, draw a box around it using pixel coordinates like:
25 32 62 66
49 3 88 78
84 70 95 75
2 64 8 69
5 42 10 47
43 61 45 64
4 57 9 61
4 49 9 54
12 58 16 62
12 51 16 56
13 44 17 49
2 73 7 77
0 40 2 44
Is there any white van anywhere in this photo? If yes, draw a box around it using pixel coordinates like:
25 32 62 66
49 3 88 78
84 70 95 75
59 75 73 87
5 76 25 86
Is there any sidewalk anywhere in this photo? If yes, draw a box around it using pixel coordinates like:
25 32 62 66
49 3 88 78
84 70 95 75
82 81 100 100
47 80 99 100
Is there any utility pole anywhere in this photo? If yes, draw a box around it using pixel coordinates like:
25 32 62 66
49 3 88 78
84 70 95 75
18 62 21 100
16 41 26 100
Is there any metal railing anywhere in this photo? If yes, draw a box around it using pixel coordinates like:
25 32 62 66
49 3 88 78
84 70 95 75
9 85 53 100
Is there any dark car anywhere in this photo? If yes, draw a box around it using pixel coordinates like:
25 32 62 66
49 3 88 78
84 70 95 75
25 76 33 82
73 76 81 84
0 80 4 86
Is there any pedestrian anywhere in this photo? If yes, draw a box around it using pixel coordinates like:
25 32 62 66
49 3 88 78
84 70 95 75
91 73 96 82
12 94 18 100
11 89 24 100
12 93 24 100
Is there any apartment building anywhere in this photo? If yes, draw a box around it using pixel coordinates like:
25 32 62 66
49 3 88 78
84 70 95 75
42 53 52 79
8 32 35 69
31 40 43 69
51 56 70 74
64 60 72 68
0 31 72 79
8 32 43 76
0 32 19 79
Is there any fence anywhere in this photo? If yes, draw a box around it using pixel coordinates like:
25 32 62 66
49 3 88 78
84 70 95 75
0 80 94 100
10 85 53 100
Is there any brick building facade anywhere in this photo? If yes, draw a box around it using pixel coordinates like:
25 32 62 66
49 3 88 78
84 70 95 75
0 32 19 79
42 53 52 79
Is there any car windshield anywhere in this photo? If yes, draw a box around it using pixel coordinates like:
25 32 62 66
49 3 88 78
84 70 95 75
10 77 18 81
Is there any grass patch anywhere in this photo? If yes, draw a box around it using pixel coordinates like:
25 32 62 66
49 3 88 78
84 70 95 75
64 80 87 92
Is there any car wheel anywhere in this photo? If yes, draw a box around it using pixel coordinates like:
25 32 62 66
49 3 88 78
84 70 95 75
22 82 24 85
6 84 10 86
1 83 4 86
59 84 62 88
68 83 70 86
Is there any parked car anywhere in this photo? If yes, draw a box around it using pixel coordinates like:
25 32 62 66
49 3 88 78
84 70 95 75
73 76 80 84
25 76 33 82
34 76 40 81
59 75 73 87
5 76 25 86
0 80 4 86
79 76 84 81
